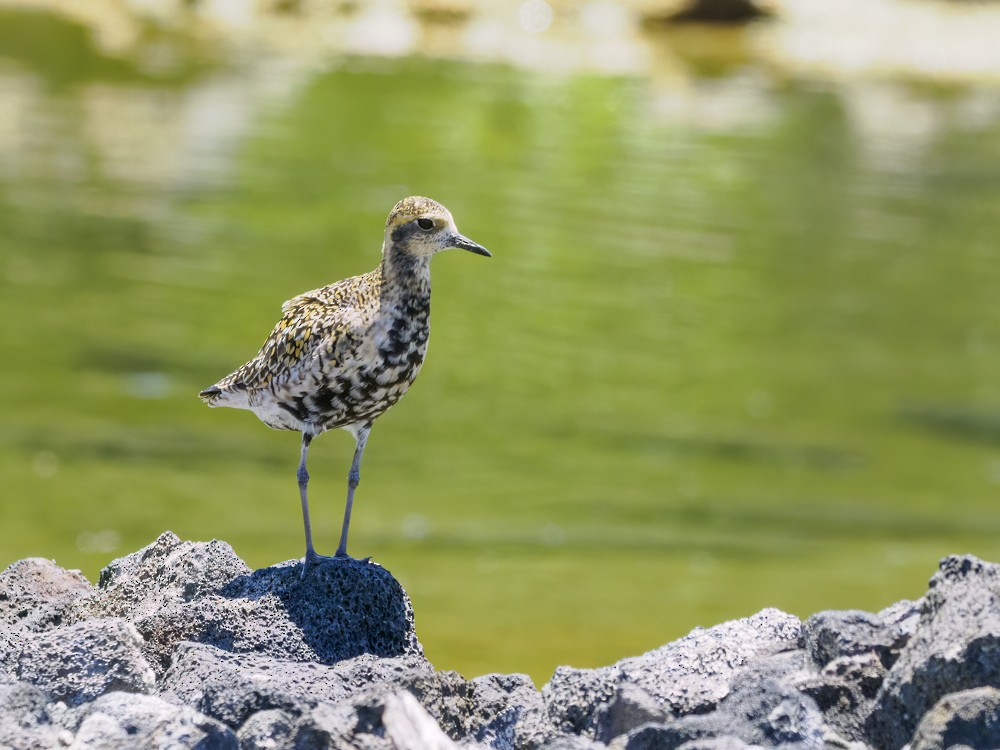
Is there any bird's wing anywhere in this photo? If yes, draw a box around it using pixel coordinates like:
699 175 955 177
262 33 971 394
219 272 379 394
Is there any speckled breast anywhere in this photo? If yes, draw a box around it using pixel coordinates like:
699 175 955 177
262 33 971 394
275 297 430 433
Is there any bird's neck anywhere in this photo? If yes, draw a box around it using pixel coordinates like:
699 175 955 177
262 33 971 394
379 245 431 303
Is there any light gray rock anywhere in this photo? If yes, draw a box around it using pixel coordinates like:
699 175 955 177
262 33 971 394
13 617 155 705
64 692 237 749
0 557 92 636
538 737 608 750
867 555 1000 749
908 686 1000 750
0 679 66 749
543 608 802 741
81 531 250 616
675 739 764 750
68 532 421 674
382 690 461 750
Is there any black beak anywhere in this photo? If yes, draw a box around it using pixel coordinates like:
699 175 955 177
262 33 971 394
451 233 492 258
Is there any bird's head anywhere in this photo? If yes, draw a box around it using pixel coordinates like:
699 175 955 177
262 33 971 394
383 196 491 260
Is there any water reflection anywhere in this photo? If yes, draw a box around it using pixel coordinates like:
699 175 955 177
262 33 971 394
1 3 999 682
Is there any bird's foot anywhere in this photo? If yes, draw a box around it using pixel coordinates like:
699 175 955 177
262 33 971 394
300 549 369 578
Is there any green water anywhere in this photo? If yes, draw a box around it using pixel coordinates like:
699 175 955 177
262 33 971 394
2 9 1000 684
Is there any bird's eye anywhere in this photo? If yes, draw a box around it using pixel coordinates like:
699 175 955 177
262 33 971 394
416 218 434 231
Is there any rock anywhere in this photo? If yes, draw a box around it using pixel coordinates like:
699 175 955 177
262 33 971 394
11 535 1000 750
64 692 237 749
161 641 434 727
237 709 298 750
0 557 92 635
608 674 825 750
867 555 1000 749
13 617 155 705
675 740 764 750
222 554 422 663
543 608 802 742
69 531 421 673
802 604 917 671
538 737 608 750
284 690 462 750
87 531 250 613
0 679 66 749
793 652 884 742
468 672 555 750
908 686 1000 750
382 690 462 750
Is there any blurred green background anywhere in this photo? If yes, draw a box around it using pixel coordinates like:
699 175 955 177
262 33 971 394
1 1 999 685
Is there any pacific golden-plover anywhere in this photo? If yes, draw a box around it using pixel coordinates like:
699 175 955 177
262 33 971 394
199 196 490 572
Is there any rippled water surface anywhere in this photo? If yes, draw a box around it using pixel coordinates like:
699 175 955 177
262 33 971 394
2 7 1000 682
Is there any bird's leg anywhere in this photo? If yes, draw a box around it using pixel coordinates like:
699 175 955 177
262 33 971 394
298 433 326 576
335 423 372 558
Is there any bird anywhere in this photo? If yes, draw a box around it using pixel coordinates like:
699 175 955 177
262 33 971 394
199 196 490 573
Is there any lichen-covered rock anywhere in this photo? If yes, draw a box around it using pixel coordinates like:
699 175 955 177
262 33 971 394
867 555 1000 749
13 617 155 705
543 608 802 742
908 686 1000 750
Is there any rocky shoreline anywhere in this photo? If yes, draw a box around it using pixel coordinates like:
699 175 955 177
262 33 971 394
2 533 1000 749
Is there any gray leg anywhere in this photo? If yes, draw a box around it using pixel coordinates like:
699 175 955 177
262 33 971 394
297 434 318 569
335 423 372 558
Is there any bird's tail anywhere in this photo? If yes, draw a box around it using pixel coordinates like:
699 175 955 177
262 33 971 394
198 381 248 409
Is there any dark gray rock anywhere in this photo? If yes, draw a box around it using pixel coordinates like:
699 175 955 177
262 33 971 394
543 608 802 741
13 617 155 705
609 675 825 750
69 532 421 673
867 555 1000 750
65 692 237 749
0 557 92 635
222 555 422 664
908 686 1000 750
